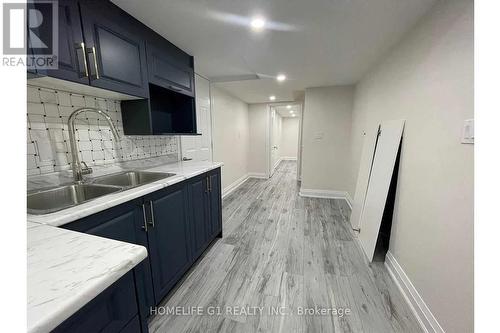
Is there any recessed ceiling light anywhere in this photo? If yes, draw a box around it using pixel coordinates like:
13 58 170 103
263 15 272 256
286 105 291 109
291 114 296 117
277 74 286 82
269 95 276 101
250 17 266 31
289 110 294 114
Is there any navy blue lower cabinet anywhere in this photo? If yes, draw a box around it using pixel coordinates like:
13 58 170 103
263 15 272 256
187 168 222 263
52 272 140 333
145 182 192 302
62 200 153 331
59 169 222 327
187 174 210 261
208 168 223 239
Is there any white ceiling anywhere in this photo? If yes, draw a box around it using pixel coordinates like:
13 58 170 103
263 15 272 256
274 104 301 118
113 0 436 103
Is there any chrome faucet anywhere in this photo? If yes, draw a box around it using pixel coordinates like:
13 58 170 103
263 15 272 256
68 107 121 182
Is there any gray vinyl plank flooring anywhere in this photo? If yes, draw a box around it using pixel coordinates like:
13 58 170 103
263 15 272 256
149 161 422 333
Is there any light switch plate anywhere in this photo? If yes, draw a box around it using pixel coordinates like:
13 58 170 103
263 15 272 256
461 119 474 144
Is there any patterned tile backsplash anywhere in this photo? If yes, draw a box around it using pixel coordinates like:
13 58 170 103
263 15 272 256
27 84 179 176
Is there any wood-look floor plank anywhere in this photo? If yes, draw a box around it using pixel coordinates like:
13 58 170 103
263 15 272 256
149 161 422 333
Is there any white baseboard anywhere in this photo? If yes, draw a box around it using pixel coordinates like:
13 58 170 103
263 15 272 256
280 156 297 161
299 188 350 200
385 252 445 333
248 172 268 179
222 172 270 199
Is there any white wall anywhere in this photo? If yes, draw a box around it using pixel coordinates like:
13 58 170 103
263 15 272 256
248 104 268 176
280 117 299 159
300 85 354 193
350 0 473 331
211 87 249 190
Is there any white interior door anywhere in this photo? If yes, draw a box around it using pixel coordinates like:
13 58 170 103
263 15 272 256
350 125 380 230
270 108 281 176
359 119 405 261
180 74 212 162
296 104 304 180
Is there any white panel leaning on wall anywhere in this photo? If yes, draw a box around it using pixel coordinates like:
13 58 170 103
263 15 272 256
27 85 179 176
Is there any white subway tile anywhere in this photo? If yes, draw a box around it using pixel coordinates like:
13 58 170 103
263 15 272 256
39 90 57 104
70 94 85 107
57 91 72 106
27 86 41 103
28 102 45 115
27 86 178 176
44 103 60 117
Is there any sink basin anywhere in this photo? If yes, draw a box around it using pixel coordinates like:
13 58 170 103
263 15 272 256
27 184 122 215
92 171 175 188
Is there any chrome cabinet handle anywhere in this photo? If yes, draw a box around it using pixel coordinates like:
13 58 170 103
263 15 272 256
91 46 100 79
209 176 212 192
149 201 155 227
76 42 89 77
205 176 209 193
141 203 148 232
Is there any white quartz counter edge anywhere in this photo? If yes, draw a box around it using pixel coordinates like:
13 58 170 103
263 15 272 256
28 161 224 227
27 222 148 333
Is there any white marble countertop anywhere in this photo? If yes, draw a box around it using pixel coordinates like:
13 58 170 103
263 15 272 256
28 159 224 227
27 222 148 333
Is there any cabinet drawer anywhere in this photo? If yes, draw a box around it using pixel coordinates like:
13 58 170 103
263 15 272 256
52 272 138 333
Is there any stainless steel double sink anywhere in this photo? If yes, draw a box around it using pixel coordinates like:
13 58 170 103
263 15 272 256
27 171 176 215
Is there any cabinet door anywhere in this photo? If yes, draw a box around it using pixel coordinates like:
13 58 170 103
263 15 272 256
146 183 191 302
52 272 138 333
147 43 194 96
29 0 89 83
79 1 149 97
62 201 155 323
209 169 222 239
188 174 210 261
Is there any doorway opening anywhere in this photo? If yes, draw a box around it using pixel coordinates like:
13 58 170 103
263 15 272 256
267 103 303 180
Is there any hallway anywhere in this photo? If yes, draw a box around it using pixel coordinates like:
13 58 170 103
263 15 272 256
149 161 421 332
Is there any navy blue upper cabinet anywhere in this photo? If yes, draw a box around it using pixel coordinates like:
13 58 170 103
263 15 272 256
145 183 192 302
147 42 195 97
78 1 149 98
28 0 88 83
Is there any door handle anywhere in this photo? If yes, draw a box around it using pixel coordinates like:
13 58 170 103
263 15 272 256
141 203 148 232
182 157 193 161
148 201 155 227
76 42 89 77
